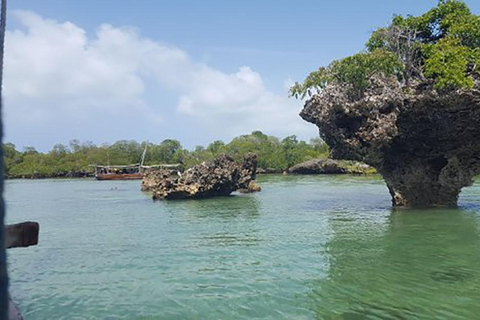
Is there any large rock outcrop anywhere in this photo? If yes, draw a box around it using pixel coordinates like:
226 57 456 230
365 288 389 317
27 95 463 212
300 76 480 207
142 153 258 200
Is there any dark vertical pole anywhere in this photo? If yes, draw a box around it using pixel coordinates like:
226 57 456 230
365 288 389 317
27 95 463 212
0 0 7 319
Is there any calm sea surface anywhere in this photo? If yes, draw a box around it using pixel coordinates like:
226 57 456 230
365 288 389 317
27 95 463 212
5 175 480 319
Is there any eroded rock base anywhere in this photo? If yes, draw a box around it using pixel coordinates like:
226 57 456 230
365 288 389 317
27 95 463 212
381 157 476 207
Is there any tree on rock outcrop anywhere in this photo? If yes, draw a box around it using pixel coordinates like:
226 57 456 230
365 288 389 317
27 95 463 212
291 0 480 207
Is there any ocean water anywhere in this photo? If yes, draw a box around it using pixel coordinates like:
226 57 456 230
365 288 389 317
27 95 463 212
5 175 480 319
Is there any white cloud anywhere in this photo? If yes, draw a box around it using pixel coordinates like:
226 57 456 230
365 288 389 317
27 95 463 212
3 10 315 149
175 64 312 137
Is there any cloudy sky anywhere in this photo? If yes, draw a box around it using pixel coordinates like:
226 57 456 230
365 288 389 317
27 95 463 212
4 0 480 151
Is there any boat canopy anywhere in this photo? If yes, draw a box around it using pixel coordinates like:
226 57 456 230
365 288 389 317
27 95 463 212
89 164 181 169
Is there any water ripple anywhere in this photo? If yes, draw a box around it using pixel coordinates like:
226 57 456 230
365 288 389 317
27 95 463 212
5 177 480 319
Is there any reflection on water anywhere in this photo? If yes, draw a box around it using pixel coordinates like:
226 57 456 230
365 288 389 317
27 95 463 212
163 194 262 247
163 193 261 219
311 208 480 319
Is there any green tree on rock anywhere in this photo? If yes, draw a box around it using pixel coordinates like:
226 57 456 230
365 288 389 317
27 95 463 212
291 0 480 99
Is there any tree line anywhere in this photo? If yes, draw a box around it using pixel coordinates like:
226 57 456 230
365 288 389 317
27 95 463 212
3 131 329 179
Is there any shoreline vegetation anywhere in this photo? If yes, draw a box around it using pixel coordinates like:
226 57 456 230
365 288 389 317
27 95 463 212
3 131 376 180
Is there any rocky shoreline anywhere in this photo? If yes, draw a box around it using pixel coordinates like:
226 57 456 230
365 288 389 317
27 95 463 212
5 171 93 179
286 159 376 175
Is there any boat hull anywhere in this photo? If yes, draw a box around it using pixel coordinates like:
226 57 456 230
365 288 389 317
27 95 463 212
95 173 143 180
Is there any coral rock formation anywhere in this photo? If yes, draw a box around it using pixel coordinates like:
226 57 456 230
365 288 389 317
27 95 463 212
300 77 480 207
287 158 375 175
142 153 259 200
288 159 347 174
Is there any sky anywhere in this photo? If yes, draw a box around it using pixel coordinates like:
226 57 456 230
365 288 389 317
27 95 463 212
4 0 480 151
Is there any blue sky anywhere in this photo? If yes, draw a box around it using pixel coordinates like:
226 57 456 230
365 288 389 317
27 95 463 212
5 0 480 151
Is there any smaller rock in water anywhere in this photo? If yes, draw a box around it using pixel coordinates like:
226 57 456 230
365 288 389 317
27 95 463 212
238 180 262 193
288 159 347 174
143 153 260 200
287 158 375 174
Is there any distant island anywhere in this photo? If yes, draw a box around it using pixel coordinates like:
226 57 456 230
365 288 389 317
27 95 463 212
3 131 377 179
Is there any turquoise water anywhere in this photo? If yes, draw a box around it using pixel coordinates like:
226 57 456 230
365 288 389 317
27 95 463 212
5 175 480 319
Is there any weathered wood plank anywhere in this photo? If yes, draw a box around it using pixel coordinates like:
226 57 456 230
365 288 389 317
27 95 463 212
5 222 39 249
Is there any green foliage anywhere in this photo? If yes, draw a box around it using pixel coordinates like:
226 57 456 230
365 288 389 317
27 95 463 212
290 50 403 100
397 0 473 44
148 139 182 165
331 50 403 98
289 67 331 99
183 131 328 170
423 36 475 89
108 140 143 165
292 0 480 97
448 12 480 48
391 0 480 89
2 132 330 178
3 143 22 175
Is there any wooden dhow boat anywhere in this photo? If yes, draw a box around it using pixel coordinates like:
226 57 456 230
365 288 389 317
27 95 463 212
93 164 144 180
91 145 180 180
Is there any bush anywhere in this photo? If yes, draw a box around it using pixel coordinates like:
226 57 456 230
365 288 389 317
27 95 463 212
290 50 403 100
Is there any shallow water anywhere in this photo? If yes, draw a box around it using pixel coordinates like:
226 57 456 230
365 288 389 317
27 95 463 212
5 175 480 319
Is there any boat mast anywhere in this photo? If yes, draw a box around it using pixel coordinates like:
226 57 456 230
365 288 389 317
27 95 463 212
140 142 148 166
